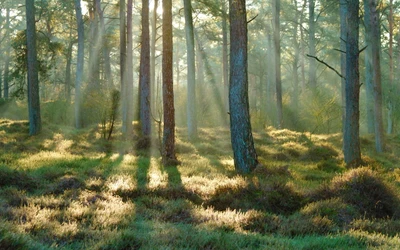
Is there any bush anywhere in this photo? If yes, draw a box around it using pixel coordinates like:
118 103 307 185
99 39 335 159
331 168 399 219
301 143 338 161
300 198 359 227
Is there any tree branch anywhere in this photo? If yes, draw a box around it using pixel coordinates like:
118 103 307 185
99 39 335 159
306 54 345 79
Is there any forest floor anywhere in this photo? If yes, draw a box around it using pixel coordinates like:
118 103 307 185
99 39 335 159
1 118 400 249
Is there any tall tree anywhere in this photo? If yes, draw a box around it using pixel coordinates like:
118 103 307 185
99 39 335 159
125 0 134 135
343 0 361 167
363 0 374 133
340 0 347 134
3 6 10 99
222 0 229 112
162 0 177 164
120 0 128 134
184 0 197 140
229 0 258 173
139 0 151 138
150 0 158 112
367 0 384 152
274 0 283 128
308 0 317 89
387 0 394 134
74 0 84 129
26 0 41 135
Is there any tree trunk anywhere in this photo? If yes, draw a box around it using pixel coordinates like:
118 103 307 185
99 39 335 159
162 0 177 164
340 0 347 135
184 0 198 140
65 40 73 103
74 0 84 129
308 0 317 89
387 0 394 134
368 0 384 152
343 0 361 167
124 0 134 135
292 0 300 110
120 0 128 134
3 6 10 99
363 0 374 134
26 0 42 135
139 0 152 138
150 0 158 114
222 0 229 113
229 0 258 174
274 0 283 129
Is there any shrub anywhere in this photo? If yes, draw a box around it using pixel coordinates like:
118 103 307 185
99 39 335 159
0 165 38 191
300 198 359 227
301 143 338 161
331 167 399 219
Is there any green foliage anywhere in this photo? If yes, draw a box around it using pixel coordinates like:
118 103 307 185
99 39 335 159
42 100 72 125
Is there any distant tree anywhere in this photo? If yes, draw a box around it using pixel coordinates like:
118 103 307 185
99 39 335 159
366 0 384 152
222 0 229 112
184 0 198 140
340 0 347 133
343 0 361 167
26 0 41 135
150 0 158 112
363 0 374 134
162 0 177 164
120 0 127 134
74 0 84 129
308 0 317 89
229 0 258 173
3 6 10 99
139 0 151 139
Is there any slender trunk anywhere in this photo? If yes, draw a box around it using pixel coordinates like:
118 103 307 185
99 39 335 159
363 0 374 133
120 0 128 134
162 0 177 164
292 0 300 110
222 0 229 112
125 0 134 135
343 0 361 167
26 0 42 135
150 0 158 114
368 0 384 152
387 0 394 134
74 0 84 129
184 0 198 140
274 0 283 128
308 0 317 89
340 0 347 135
65 41 73 103
229 0 258 173
4 6 10 99
139 0 151 137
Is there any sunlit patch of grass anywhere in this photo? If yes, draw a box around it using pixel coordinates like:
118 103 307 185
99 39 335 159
105 174 136 193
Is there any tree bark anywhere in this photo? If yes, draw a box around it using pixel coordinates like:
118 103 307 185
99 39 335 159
343 0 361 167
74 0 84 129
229 0 258 174
274 0 283 129
139 0 152 138
125 0 134 135
340 0 347 135
184 0 198 140
222 0 229 113
150 0 158 114
162 0 177 164
26 0 42 135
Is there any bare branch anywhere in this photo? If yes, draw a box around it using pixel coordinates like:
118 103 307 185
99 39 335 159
306 54 345 79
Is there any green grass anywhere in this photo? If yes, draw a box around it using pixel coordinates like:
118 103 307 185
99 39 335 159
1 118 400 249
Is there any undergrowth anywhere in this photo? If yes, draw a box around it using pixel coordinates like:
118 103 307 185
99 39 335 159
1 118 400 249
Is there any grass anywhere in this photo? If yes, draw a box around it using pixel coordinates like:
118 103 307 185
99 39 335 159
1 118 400 249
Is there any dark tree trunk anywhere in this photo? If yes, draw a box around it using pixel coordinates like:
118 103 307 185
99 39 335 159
125 0 134 135
139 0 151 138
120 0 128 134
74 0 84 129
26 0 42 135
274 0 283 128
162 0 177 164
229 0 258 174
65 40 73 104
184 0 197 140
343 0 361 167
